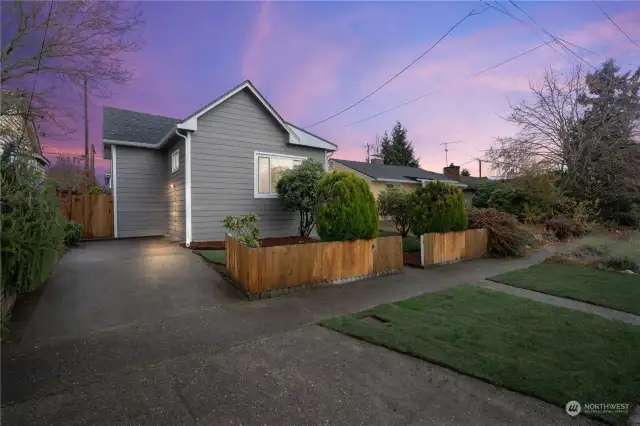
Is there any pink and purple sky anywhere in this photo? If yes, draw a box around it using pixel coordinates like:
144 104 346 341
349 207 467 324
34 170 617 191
42 1 640 181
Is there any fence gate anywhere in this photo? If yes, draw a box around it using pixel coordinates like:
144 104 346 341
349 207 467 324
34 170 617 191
59 193 114 238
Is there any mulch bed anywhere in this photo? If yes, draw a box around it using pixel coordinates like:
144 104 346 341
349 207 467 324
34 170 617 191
187 236 318 250
403 251 422 268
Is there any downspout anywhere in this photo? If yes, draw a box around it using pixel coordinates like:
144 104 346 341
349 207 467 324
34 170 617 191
112 145 118 238
174 129 192 246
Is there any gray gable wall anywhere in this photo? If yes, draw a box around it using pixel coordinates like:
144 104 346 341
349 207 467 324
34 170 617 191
190 88 325 241
114 146 167 238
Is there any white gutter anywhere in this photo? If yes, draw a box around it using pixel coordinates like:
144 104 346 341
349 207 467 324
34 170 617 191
112 145 118 238
174 129 192 246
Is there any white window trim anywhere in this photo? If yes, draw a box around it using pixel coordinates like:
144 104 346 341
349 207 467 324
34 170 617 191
254 151 306 198
171 149 179 173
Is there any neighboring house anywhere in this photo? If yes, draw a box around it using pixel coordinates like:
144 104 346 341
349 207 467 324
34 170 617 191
102 80 337 244
0 91 48 171
329 159 475 208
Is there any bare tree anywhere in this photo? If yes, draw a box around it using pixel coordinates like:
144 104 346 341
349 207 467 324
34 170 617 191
46 154 87 192
487 60 640 208
1 0 144 138
486 66 587 177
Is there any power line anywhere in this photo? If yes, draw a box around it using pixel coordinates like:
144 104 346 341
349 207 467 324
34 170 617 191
506 1 601 71
17 1 54 145
491 1 581 66
503 1 630 90
303 3 487 129
492 1 635 67
592 1 640 51
345 41 551 127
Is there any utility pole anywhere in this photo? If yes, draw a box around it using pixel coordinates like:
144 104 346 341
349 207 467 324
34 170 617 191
83 75 89 234
90 144 96 186
84 75 89 176
365 143 371 163
478 158 482 178
439 141 463 165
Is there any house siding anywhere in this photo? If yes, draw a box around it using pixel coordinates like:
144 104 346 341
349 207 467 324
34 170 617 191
115 146 167 237
191 88 325 241
166 138 185 241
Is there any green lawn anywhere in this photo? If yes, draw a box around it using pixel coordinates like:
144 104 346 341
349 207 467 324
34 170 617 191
195 250 226 265
379 231 421 252
319 285 640 424
489 263 640 316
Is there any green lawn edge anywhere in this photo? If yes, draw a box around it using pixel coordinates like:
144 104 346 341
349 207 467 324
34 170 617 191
318 285 640 425
194 250 226 265
489 263 640 316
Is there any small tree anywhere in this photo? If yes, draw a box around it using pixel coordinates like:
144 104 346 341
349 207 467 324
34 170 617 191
380 121 420 167
221 214 260 248
316 171 378 241
377 188 412 237
461 168 470 177
410 181 468 235
276 159 325 236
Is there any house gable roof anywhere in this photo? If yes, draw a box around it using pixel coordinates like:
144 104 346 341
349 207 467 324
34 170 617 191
103 107 180 145
103 80 337 152
331 159 467 187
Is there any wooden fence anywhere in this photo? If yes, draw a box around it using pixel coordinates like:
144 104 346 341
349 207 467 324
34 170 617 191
59 193 114 238
422 228 488 266
226 235 403 296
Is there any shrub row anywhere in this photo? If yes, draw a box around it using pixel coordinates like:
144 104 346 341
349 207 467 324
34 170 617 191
468 208 537 257
1 156 66 296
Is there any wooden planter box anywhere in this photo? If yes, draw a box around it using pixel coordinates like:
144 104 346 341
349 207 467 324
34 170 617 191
225 235 403 298
421 228 488 267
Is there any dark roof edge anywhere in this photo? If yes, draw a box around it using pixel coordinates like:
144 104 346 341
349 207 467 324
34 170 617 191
331 158 376 179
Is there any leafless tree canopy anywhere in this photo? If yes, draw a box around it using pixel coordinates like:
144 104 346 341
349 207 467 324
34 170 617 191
1 0 144 137
487 60 640 208
46 154 87 191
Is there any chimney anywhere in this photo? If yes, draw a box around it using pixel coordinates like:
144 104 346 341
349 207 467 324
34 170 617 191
443 163 460 181
370 157 384 165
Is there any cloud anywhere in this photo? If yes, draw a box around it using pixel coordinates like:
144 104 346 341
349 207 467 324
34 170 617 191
306 7 640 177
242 1 273 84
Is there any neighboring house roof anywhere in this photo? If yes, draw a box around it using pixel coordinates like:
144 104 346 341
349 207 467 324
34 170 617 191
331 159 467 188
458 175 488 189
103 107 180 146
103 80 337 152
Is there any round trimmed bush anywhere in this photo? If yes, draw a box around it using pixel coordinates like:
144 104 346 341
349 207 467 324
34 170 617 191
410 181 468 235
315 171 378 241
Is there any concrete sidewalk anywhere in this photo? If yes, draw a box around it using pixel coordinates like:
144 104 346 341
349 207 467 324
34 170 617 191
2 327 600 426
3 241 593 425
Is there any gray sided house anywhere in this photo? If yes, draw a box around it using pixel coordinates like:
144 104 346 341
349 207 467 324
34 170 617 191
103 80 337 244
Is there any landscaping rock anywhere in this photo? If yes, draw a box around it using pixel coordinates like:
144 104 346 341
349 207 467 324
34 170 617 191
621 269 635 274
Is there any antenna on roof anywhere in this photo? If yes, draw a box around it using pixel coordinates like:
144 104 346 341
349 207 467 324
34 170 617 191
439 141 464 165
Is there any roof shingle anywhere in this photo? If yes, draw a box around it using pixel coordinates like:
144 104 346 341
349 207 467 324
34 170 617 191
102 107 180 145
332 159 462 184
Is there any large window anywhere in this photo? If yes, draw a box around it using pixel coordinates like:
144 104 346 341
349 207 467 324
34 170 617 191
255 152 305 197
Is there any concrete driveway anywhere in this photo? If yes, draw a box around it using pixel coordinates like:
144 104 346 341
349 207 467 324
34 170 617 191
14 238 244 342
2 241 596 425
